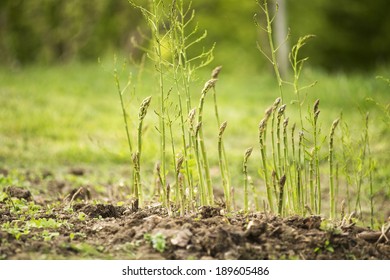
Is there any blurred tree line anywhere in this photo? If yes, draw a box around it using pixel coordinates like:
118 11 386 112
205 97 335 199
0 0 142 65
290 0 390 70
1 0 389 71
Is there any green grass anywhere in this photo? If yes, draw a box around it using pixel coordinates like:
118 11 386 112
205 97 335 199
0 62 128 167
1 61 389 221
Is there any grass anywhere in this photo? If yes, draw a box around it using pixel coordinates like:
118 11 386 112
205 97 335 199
0 63 127 167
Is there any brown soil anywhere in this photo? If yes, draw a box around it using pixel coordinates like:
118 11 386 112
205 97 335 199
0 170 389 260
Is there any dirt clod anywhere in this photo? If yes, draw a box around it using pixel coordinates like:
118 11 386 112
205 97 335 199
69 167 86 176
74 204 125 218
65 187 91 201
5 186 32 200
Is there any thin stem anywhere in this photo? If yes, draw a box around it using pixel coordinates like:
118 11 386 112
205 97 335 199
135 96 152 206
313 99 321 214
167 116 178 199
291 123 299 213
309 148 315 212
259 117 274 212
114 70 133 156
193 122 206 205
132 152 140 203
282 117 292 213
278 175 286 216
197 79 217 205
271 98 281 180
365 113 374 228
218 121 230 210
258 0 284 100
329 118 340 220
298 131 304 212
243 147 253 213
176 156 185 216
276 104 286 177
249 176 260 211
355 114 369 216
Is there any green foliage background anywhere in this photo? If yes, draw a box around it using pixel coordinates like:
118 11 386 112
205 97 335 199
0 0 141 64
290 0 390 70
1 0 389 70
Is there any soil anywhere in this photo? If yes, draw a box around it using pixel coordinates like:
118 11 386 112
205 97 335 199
0 169 389 260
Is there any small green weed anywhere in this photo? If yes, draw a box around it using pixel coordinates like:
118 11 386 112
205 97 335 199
314 240 334 254
26 218 68 229
1 217 70 241
319 220 342 235
122 241 142 258
77 212 86 221
0 194 71 242
69 232 87 241
1 221 30 240
144 232 167 253
41 230 60 241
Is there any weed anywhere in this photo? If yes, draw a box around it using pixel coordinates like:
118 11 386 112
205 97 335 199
314 240 334 254
144 232 166 253
69 232 86 241
122 241 142 258
1 221 30 240
78 212 86 221
319 220 342 235
26 218 65 229
2 217 68 241
41 230 60 242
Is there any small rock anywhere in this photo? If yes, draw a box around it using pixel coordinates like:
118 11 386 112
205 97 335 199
244 220 267 239
200 256 215 260
223 249 240 260
171 229 193 247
